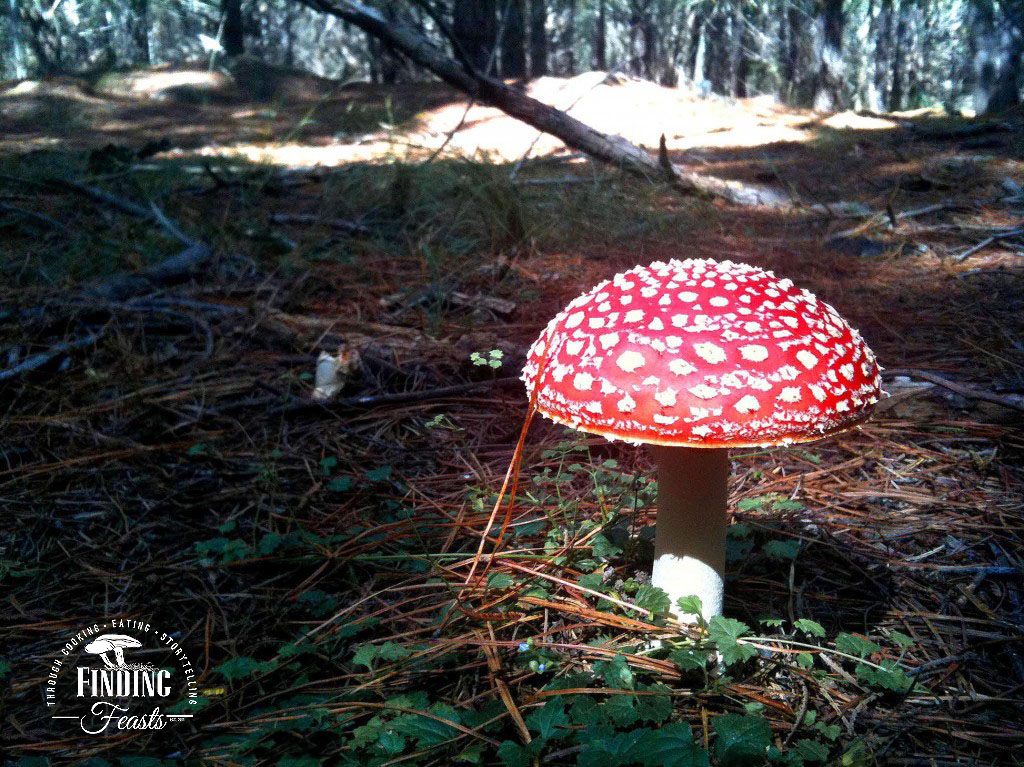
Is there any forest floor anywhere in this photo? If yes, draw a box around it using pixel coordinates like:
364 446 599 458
2 66 1024 766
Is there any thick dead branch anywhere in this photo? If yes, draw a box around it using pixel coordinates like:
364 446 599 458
300 0 787 207
0 331 107 382
883 368 1024 413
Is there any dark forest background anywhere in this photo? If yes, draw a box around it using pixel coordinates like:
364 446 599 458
4 0 1024 115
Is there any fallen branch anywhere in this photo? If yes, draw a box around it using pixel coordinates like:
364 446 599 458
269 212 373 237
0 331 107 382
883 368 1024 412
279 376 522 415
299 0 788 208
41 179 217 299
954 226 1024 262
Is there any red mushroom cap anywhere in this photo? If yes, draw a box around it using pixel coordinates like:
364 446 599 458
522 258 882 448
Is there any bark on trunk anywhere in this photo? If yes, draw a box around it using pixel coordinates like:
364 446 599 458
530 0 548 76
971 0 1023 114
812 0 845 111
222 0 245 57
454 0 497 73
501 0 527 78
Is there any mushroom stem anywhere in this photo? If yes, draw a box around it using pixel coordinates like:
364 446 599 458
649 446 729 622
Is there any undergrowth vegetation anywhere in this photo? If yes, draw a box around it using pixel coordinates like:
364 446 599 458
3 135 1024 767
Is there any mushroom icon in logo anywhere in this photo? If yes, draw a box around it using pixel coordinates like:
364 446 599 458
84 634 142 669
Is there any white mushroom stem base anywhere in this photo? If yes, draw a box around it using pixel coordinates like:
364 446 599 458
650 446 729 623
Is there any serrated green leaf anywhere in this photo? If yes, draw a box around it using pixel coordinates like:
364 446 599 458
327 476 353 492
713 714 772 767
794 619 826 638
390 708 459 746
577 729 647 767
377 641 411 662
670 647 709 672
676 595 703 618
855 659 914 692
795 739 830 762
638 722 709 767
796 652 815 669
889 631 914 649
497 740 532 767
365 465 392 482
215 656 278 680
772 498 804 511
602 693 639 726
455 741 485 763
835 633 880 658
593 653 634 689
487 572 515 589
634 584 671 616
708 616 757 666
351 644 380 670
525 699 568 741
813 721 841 741
737 497 766 511
762 539 800 561
635 683 673 724
375 729 406 754
591 533 622 560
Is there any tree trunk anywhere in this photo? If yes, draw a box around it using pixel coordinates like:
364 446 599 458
501 0 527 78
812 0 845 111
222 0 245 57
454 0 498 73
8 0 27 78
594 0 606 70
971 0 1023 114
530 0 547 76
128 0 150 64
565 0 576 75
889 0 909 109
727 0 745 97
869 0 893 111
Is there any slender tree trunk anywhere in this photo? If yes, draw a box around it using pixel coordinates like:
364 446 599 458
222 0 244 57
454 0 498 73
529 0 548 76
727 0 745 97
565 0 576 75
812 0 845 110
594 0 606 70
8 0 27 78
971 0 1023 114
129 0 150 64
890 0 909 109
501 0 526 77
870 0 892 111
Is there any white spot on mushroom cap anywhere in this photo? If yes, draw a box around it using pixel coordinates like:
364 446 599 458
796 350 818 369
599 332 620 350
669 358 697 376
617 393 637 412
616 350 646 372
565 312 585 329
573 372 594 391
689 384 718 400
739 344 769 362
693 342 727 364
777 386 802 403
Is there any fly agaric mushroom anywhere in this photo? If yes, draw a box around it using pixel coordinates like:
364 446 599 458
84 633 142 669
522 258 881 621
